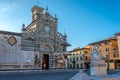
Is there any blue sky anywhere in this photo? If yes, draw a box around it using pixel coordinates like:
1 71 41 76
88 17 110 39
0 0 120 50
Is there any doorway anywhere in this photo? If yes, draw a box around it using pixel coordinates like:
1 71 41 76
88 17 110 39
42 54 49 69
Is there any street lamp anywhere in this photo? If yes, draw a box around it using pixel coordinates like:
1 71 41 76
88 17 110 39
107 54 110 71
72 58 75 69
106 42 112 71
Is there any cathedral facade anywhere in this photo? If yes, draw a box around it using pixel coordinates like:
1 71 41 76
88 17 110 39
0 6 70 69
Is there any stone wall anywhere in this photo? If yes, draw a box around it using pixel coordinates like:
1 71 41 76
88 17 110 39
20 51 34 69
0 34 21 69
0 33 35 69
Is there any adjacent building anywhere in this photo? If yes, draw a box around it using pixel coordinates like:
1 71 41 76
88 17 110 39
88 38 120 69
67 47 90 69
115 33 120 55
0 6 70 70
114 33 120 69
67 35 120 70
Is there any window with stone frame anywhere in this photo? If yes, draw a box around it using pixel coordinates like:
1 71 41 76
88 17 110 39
77 64 79 68
113 53 116 58
85 51 87 54
80 57 82 60
81 64 83 68
76 57 78 61
113 48 116 51
85 56 88 60
68 64 69 68
105 48 109 52
113 53 119 58
73 57 75 61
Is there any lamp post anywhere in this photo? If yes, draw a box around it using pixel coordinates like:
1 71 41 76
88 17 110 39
106 42 112 71
107 51 110 71
72 59 75 69
107 56 110 71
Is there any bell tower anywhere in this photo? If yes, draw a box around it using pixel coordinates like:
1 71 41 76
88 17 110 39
31 6 44 21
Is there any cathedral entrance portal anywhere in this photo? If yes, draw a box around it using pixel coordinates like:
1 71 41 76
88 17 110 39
42 54 49 69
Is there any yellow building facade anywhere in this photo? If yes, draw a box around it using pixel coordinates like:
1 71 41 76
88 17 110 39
81 47 91 68
67 47 90 69
114 33 120 69
115 33 120 55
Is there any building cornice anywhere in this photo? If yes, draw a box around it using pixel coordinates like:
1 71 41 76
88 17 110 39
88 38 117 45
26 20 36 29
0 30 21 36
114 32 120 36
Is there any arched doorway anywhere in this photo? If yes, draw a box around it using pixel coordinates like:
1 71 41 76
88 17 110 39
41 44 54 69
42 54 49 69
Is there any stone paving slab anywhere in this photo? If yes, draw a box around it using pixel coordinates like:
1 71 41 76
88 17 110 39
0 69 79 80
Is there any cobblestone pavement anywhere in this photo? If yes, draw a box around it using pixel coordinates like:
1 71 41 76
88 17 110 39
0 69 79 80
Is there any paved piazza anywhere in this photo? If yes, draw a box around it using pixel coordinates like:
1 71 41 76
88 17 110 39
0 70 78 80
